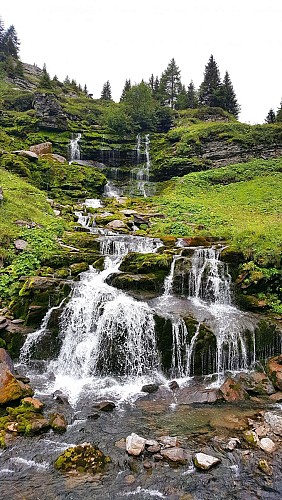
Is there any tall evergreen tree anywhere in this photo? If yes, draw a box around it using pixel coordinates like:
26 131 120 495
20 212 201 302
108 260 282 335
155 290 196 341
186 80 198 108
120 79 131 101
38 63 52 89
265 109 276 124
198 55 222 107
101 80 112 101
220 71 240 117
159 58 182 108
153 76 160 98
3 25 20 58
276 101 282 122
0 17 5 61
149 74 155 92
175 83 188 110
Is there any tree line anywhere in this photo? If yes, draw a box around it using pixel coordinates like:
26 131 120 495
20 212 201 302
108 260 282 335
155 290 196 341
0 17 23 77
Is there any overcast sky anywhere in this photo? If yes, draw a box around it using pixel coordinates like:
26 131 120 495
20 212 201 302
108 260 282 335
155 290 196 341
1 0 281 123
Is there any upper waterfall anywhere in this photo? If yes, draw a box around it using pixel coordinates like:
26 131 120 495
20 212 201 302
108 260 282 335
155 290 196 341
69 133 81 163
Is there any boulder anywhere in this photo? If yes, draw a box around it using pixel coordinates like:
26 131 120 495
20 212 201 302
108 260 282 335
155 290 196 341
14 239 28 251
106 220 128 231
219 377 248 402
264 412 282 436
0 349 15 373
50 413 67 432
126 433 146 456
0 318 8 331
226 438 240 451
22 397 44 411
30 142 52 155
159 436 178 448
54 443 111 474
266 355 282 391
0 363 33 404
141 383 159 394
93 401 116 412
161 447 187 464
41 153 67 163
238 371 275 395
259 437 276 453
14 150 38 161
193 453 221 470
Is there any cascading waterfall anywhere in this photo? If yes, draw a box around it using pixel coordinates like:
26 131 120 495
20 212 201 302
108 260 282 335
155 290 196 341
136 133 141 163
171 319 201 378
130 134 151 197
163 254 182 297
68 133 81 163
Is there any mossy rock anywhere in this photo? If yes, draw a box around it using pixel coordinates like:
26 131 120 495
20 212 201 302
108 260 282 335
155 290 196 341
119 252 172 274
92 257 105 271
61 231 100 250
107 272 167 292
54 443 111 474
70 262 89 276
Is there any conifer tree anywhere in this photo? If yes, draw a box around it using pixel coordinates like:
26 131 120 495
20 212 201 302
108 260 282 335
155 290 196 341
276 101 282 122
175 84 188 110
101 80 112 101
64 75 70 85
265 108 276 124
159 58 182 108
3 25 20 59
38 63 52 89
83 84 88 94
220 71 240 117
198 55 222 107
0 17 5 61
186 80 198 108
149 74 155 92
153 76 160 99
120 79 131 101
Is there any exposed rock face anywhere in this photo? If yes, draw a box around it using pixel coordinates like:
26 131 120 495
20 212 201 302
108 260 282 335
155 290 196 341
30 142 52 155
201 140 282 168
266 355 282 391
193 452 221 470
264 412 282 436
126 433 146 456
0 348 15 373
238 371 275 395
32 93 67 130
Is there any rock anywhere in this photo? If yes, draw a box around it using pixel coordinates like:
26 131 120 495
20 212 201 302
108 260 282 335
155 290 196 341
259 437 276 453
269 392 282 402
14 150 38 161
6 422 18 433
0 187 3 202
53 209 61 216
141 383 159 394
175 386 223 405
30 142 53 155
264 412 282 436
54 443 111 474
126 433 146 456
87 413 100 420
153 454 163 461
124 475 136 485
50 413 67 432
41 153 67 163
267 355 282 391
15 219 36 228
22 397 44 411
147 444 161 453
29 418 50 434
0 349 14 372
145 439 159 447
11 319 25 324
115 438 126 450
159 436 178 448
226 438 240 451
243 430 259 447
106 220 128 231
143 460 153 469
0 320 8 330
14 239 28 251
161 447 187 465
0 363 33 404
219 377 248 402
53 390 69 405
94 401 116 412
169 380 179 390
193 453 221 470
119 210 138 216
258 459 273 476
239 371 275 395
32 92 67 130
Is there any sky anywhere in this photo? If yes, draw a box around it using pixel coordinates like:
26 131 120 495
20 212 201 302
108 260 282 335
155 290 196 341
1 0 281 123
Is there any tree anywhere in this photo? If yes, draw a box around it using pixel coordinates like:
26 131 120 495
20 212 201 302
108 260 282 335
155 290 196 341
2 25 20 59
83 84 88 94
0 17 5 61
101 80 112 101
175 84 188 110
276 101 282 122
38 63 52 89
265 109 276 124
123 81 157 131
220 71 240 117
186 80 198 108
198 55 222 107
159 58 182 108
120 79 131 101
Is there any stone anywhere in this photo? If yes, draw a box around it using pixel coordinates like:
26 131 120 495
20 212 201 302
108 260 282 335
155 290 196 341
94 401 116 412
41 153 67 163
11 319 25 324
264 412 282 436
267 355 282 391
0 320 8 330
243 430 259 447
30 142 53 155
143 460 153 469
14 150 38 161
87 413 100 420
0 349 12 372
259 437 276 453
29 418 50 434
115 438 126 450
120 210 138 216
14 239 28 251
226 438 240 451
0 363 33 404
53 209 61 216
141 383 159 394
169 380 179 390
50 413 67 432
6 422 18 433
153 454 164 462
219 377 248 402
124 475 136 485
161 447 187 465
159 436 178 447
147 444 161 453
126 433 146 456
258 459 273 476
53 390 69 405
175 386 223 405
145 439 159 447
106 220 128 230
239 371 275 395
22 397 44 411
193 453 221 470
54 443 111 474
269 392 282 402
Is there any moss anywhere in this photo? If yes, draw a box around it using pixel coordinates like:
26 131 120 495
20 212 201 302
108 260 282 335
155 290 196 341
119 252 172 274
61 231 100 250
69 262 89 276
54 443 111 474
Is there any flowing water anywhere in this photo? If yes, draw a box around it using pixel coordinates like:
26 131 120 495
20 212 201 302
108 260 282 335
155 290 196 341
68 132 81 163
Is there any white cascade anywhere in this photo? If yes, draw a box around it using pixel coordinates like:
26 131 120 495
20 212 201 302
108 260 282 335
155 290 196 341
171 319 201 377
69 133 81 163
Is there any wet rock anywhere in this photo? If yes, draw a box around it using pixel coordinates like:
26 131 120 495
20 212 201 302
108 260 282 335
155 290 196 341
238 371 275 395
50 413 67 432
169 380 179 390
267 355 282 391
115 438 126 450
126 433 146 456
259 437 276 453
53 390 69 405
159 436 178 448
226 438 240 451
0 363 33 404
54 443 111 474
269 392 282 402
147 444 161 453
0 348 15 373
124 474 136 485
29 417 50 434
264 412 282 436
22 397 44 411
94 401 116 412
143 459 153 469
141 383 159 394
30 142 52 155
106 220 128 231
153 454 164 461
243 430 259 447
14 239 28 251
176 386 223 405
161 447 187 465
87 413 100 421
193 452 221 470
258 459 273 475
14 150 38 161
219 377 248 402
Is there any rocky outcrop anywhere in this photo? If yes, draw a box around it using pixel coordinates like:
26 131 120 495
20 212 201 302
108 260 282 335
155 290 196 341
0 360 33 405
266 355 282 391
33 93 67 130
201 140 282 168
30 142 52 155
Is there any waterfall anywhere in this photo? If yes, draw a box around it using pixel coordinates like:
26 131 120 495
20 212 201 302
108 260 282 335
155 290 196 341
163 254 181 297
69 133 81 163
136 133 141 163
130 134 151 197
171 319 200 378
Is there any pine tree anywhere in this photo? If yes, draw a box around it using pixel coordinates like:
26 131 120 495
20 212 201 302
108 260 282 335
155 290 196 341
120 79 131 101
186 80 198 108
83 84 88 94
149 74 155 92
276 101 282 122
0 17 5 61
159 58 182 108
175 84 188 110
3 25 20 59
198 55 222 107
101 80 112 101
64 75 70 85
265 109 276 124
38 63 52 89
153 76 160 99
220 71 240 117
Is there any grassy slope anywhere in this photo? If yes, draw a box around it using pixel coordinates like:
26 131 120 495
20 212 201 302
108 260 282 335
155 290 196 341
150 158 282 265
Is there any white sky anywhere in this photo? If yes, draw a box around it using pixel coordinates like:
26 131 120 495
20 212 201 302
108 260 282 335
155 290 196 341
1 0 281 123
